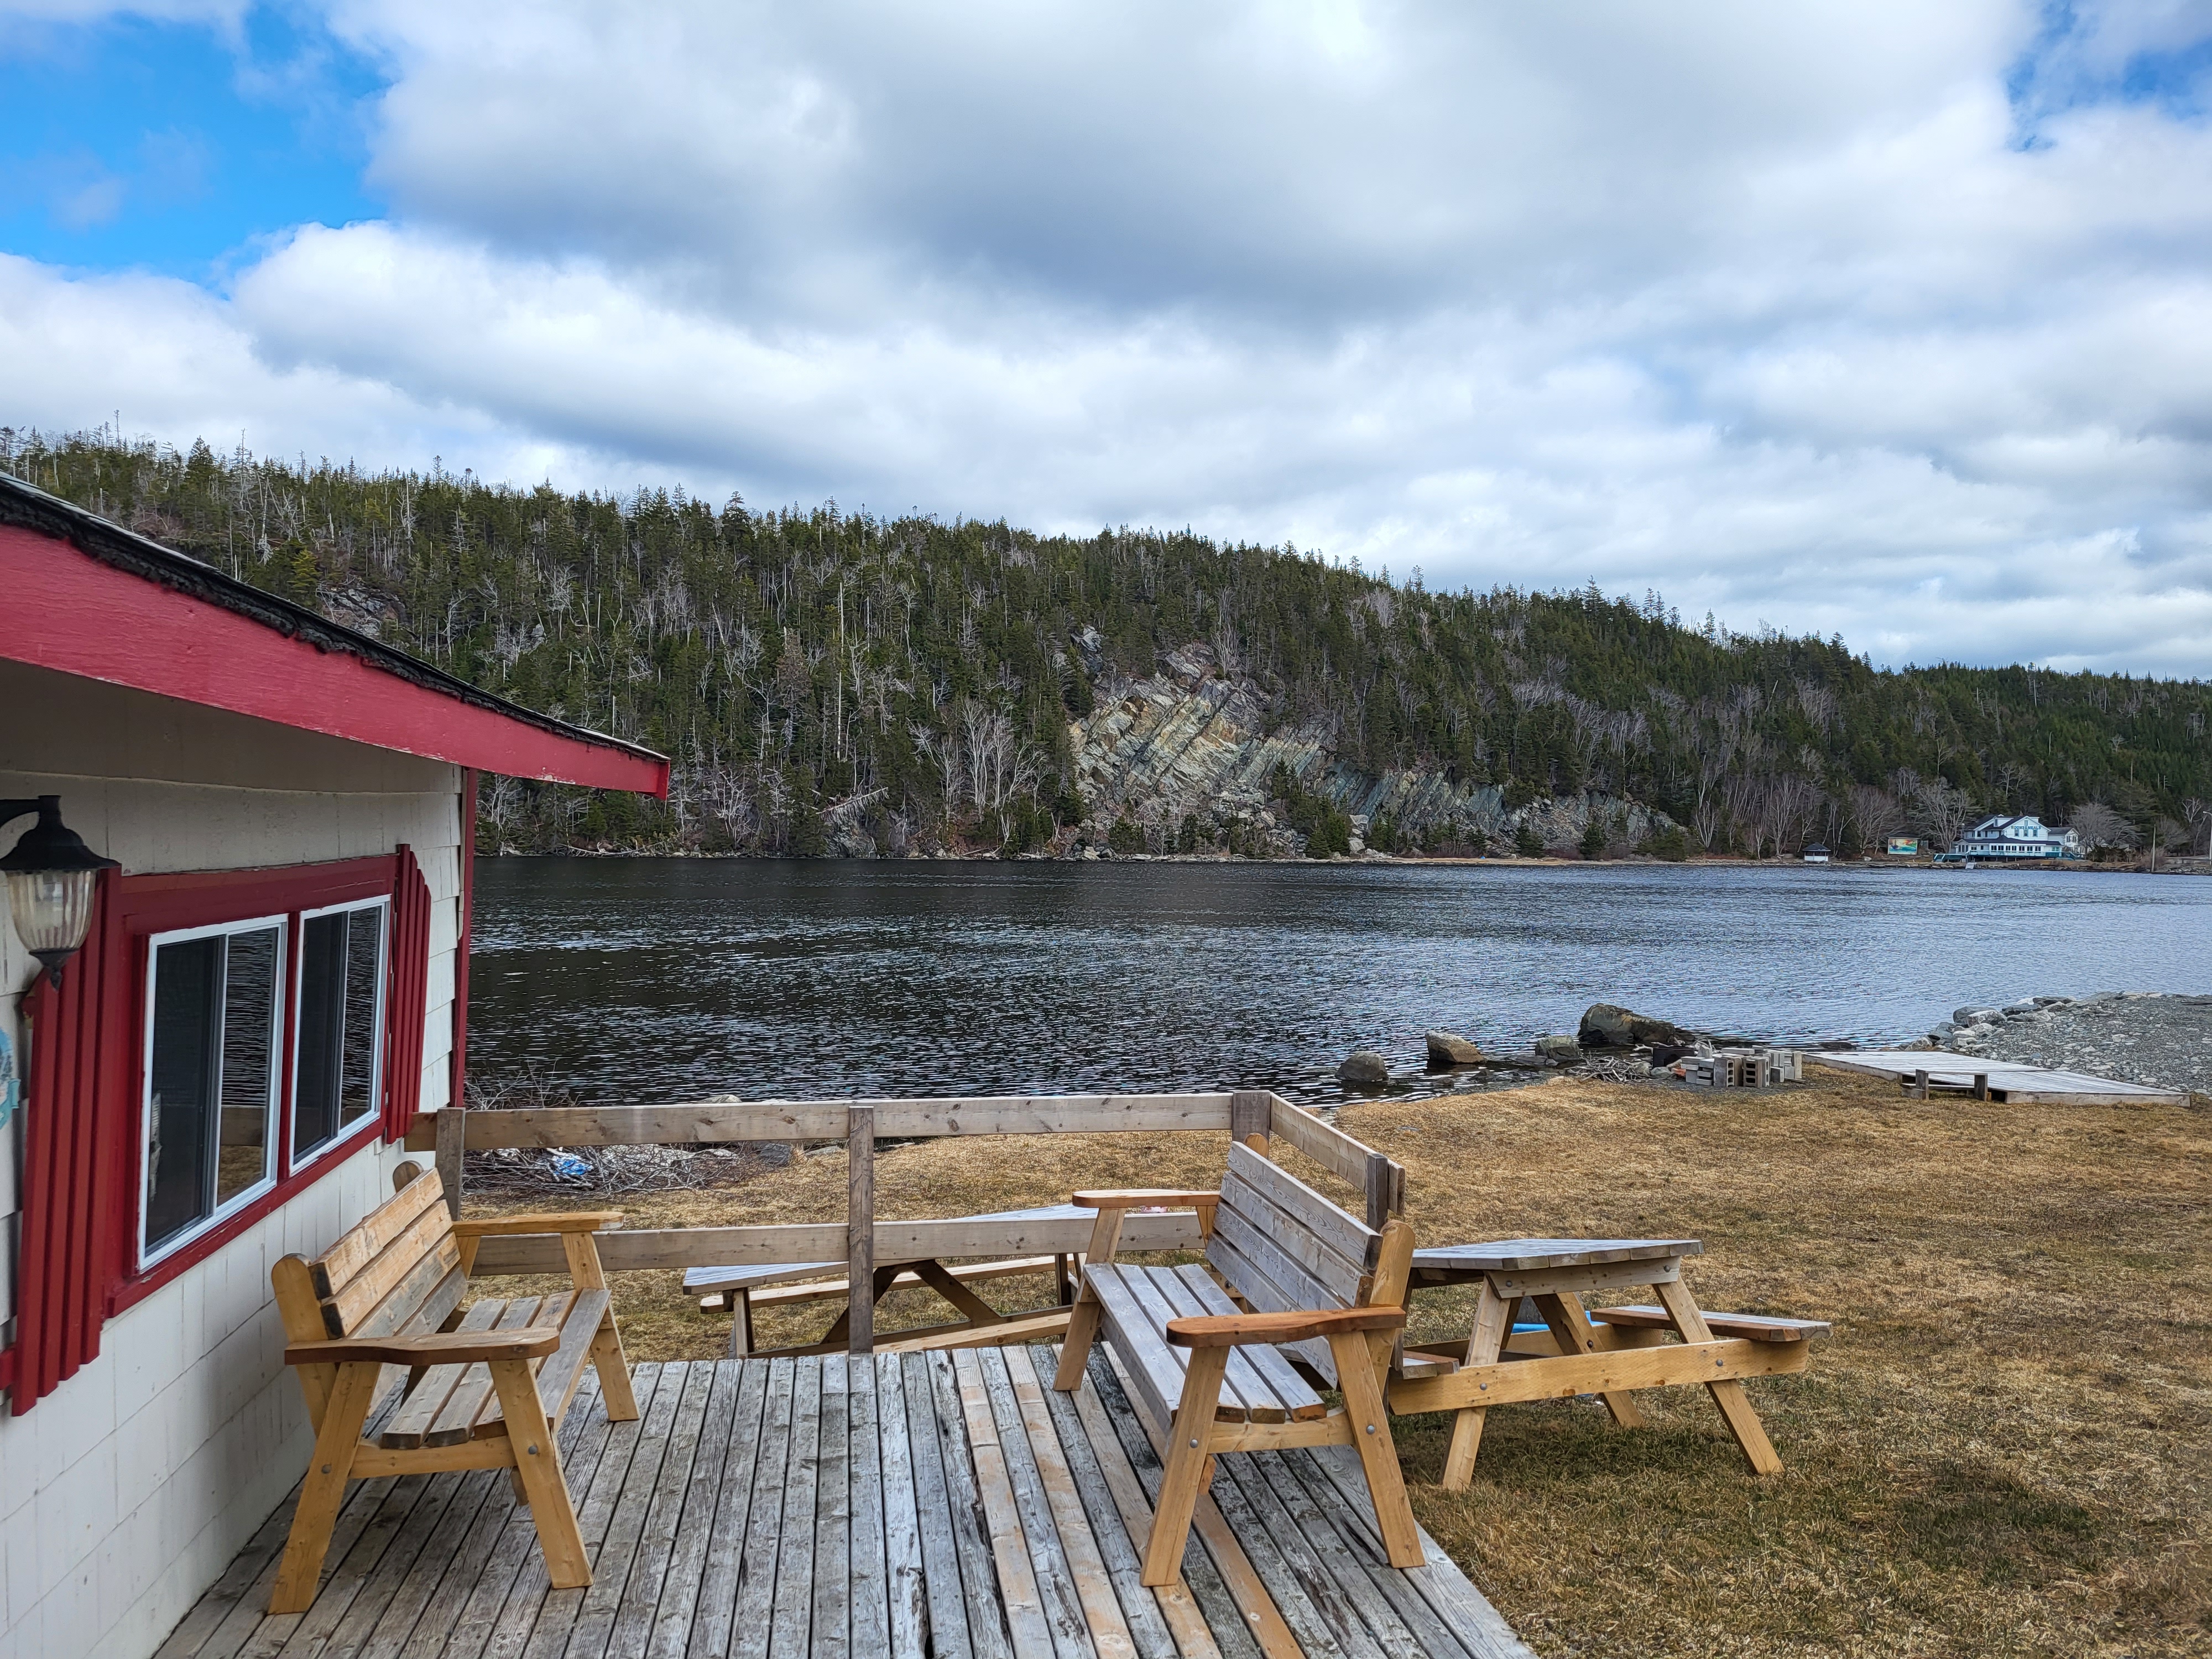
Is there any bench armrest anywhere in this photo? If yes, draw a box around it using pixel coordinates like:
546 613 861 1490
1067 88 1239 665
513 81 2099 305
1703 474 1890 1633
450 1211 624 1237
1166 1307 1405 1349
285 1328 561 1368
1071 1190 1221 1212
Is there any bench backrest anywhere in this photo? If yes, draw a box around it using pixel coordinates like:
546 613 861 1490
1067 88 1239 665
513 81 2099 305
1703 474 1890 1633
1207 1140 1394 1378
272 1167 463 1344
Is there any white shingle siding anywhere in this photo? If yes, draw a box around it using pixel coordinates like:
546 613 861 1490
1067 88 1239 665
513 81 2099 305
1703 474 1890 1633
0 661 464 1659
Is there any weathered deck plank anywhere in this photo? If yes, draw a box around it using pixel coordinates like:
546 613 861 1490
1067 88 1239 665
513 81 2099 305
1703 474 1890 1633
170 1352 1530 1659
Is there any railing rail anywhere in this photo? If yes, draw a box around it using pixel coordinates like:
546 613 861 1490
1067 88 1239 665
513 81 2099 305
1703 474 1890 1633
408 1087 1403 1352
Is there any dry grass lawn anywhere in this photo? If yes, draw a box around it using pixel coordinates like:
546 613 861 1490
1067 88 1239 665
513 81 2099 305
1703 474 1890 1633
465 1067 2212 1657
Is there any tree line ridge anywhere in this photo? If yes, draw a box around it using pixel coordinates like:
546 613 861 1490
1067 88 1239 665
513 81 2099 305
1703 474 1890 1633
7 427 2206 861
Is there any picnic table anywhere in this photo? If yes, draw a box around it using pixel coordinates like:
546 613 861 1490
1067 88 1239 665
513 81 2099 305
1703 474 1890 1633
684 1202 1089 1357
1390 1238 1827 1488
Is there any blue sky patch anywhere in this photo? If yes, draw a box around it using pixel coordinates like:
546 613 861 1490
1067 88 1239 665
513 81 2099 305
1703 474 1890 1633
0 8 386 280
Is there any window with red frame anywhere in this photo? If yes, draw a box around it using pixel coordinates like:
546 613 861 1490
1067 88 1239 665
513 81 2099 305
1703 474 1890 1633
7 848 431 1412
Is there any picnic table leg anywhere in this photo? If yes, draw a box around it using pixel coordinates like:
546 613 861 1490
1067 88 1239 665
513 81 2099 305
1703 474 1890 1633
1652 1279 1783 1474
727 1287 754 1359
1439 1280 1513 1491
1531 1290 1647 1428
910 1258 1007 1328
822 1264 904 1348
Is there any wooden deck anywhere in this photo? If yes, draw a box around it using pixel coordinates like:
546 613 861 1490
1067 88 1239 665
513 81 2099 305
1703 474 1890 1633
1808 1049 2190 1106
158 1349 1533 1659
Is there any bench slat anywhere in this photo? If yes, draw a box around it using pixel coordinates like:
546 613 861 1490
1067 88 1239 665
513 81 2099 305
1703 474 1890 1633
1117 1266 1258 1423
309 1170 445 1300
1209 1201 1365 1313
321 1200 453 1335
1223 1141 1378 1270
1214 1177 1370 1300
424 1295 550 1448
1171 1265 1326 1421
335 1241 462 1342
1203 1228 1338 1385
378 1298 508 1448
1089 1266 1247 1428
530 1288 613 1432
1143 1265 1284 1423
1592 1306 1831 1342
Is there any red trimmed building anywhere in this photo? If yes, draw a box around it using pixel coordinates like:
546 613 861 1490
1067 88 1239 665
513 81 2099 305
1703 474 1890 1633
0 474 666 1657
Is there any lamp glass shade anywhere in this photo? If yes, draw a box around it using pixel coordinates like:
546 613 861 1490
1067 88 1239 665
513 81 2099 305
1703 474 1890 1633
7 867 97 967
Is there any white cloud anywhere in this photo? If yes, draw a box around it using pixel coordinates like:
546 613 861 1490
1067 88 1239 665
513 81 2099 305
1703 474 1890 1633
6 0 2212 675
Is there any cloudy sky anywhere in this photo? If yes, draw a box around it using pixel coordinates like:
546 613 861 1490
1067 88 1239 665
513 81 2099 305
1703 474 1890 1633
4 2 2211 675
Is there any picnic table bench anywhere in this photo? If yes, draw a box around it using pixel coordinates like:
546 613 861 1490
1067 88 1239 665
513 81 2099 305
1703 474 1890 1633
1052 1139 1426 1585
684 1202 1087 1357
1387 1238 1828 1488
265 1165 637 1613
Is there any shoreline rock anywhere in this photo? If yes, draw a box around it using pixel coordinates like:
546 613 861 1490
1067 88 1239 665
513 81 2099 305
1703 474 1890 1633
1424 1030 1484 1066
1338 1050 1391 1084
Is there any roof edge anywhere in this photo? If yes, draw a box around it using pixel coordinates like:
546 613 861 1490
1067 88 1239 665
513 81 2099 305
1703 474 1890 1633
0 472 667 780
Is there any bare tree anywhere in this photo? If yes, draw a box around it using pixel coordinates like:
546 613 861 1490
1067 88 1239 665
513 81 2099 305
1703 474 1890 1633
1845 784 1906 851
959 700 1044 842
1909 779 1979 851
2067 801 2136 850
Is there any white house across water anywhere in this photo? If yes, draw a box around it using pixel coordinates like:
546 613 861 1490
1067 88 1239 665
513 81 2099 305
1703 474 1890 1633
0 475 666 1658
1940 814 2082 864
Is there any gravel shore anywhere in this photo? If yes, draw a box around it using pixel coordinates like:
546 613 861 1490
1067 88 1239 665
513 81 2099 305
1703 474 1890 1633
1933 990 2212 1097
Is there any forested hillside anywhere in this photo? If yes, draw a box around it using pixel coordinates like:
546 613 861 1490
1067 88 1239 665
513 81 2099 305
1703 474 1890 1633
8 427 2208 859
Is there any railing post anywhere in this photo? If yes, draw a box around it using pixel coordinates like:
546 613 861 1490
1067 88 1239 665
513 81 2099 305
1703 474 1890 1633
1229 1089 1272 1152
435 1105 466 1222
1363 1150 1402 1232
848 1105 875 1354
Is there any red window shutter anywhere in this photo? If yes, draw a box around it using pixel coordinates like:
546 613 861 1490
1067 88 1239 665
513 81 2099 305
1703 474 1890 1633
12 867 129 1413
382 847 433 1141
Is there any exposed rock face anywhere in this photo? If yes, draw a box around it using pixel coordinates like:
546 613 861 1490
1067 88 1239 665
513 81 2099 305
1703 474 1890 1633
1577 1004 1699 1047
1425 1031 1484 1065
1338 1051 1392 1084
1065 640 1678 849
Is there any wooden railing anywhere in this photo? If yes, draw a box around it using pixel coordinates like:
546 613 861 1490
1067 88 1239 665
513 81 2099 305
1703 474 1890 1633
403 1088 1402 1352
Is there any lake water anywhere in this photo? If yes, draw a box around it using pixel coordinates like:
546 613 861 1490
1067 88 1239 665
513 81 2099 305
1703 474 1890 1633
465 859 2212 1109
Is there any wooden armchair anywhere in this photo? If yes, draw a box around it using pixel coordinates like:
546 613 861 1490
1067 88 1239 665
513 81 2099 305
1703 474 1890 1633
266 1167 637 1613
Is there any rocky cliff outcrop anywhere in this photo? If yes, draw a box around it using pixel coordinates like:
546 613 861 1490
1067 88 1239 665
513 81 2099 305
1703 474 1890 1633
1066 639 1676 852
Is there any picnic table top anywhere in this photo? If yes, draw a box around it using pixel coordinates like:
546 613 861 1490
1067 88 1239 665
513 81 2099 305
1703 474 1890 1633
682 1203 1092 1293
1410 1238 1702 1275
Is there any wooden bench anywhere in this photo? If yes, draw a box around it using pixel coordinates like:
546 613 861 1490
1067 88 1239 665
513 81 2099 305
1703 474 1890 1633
1051 1139 1425 1585
265 1166 638 1613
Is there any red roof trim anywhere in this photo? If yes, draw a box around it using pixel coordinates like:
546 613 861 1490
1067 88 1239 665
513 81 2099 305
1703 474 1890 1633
0 523 670 795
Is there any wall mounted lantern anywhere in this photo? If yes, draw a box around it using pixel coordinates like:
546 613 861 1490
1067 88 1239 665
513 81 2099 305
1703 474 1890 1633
0 796 120 985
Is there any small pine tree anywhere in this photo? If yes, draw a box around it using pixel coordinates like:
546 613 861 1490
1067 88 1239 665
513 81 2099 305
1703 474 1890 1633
1108 815 1146 855
1580 816 1608 860
1515 820 1545 858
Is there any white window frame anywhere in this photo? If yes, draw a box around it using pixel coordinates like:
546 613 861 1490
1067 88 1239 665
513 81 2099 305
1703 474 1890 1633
139 913 288 1270
288 895 391 1173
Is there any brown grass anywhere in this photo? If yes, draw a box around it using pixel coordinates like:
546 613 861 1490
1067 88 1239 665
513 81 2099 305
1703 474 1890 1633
463 1068 2212 1657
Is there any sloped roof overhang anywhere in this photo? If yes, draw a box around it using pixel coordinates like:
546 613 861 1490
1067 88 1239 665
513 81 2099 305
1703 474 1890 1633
0 474 669 796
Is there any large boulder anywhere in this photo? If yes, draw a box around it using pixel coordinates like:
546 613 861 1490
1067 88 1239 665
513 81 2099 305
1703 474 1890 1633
1578 1003 1697 1048
1425 1030 1484 1066
1532 1033 1582 1060
1337 1051 1391 1084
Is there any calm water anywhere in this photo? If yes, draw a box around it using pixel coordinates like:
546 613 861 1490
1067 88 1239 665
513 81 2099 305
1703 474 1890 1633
465 859 2212 1108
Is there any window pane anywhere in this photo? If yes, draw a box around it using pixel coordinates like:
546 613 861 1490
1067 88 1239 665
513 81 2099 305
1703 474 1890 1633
295 904 385 1158
294 912 348 1156
216 927 280 1206
147 937 221 1251
339 909 383 1130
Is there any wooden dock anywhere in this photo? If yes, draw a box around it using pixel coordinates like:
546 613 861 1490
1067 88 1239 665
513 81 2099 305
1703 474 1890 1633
1808 1050 2190 1107
158 1350 1532 1659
